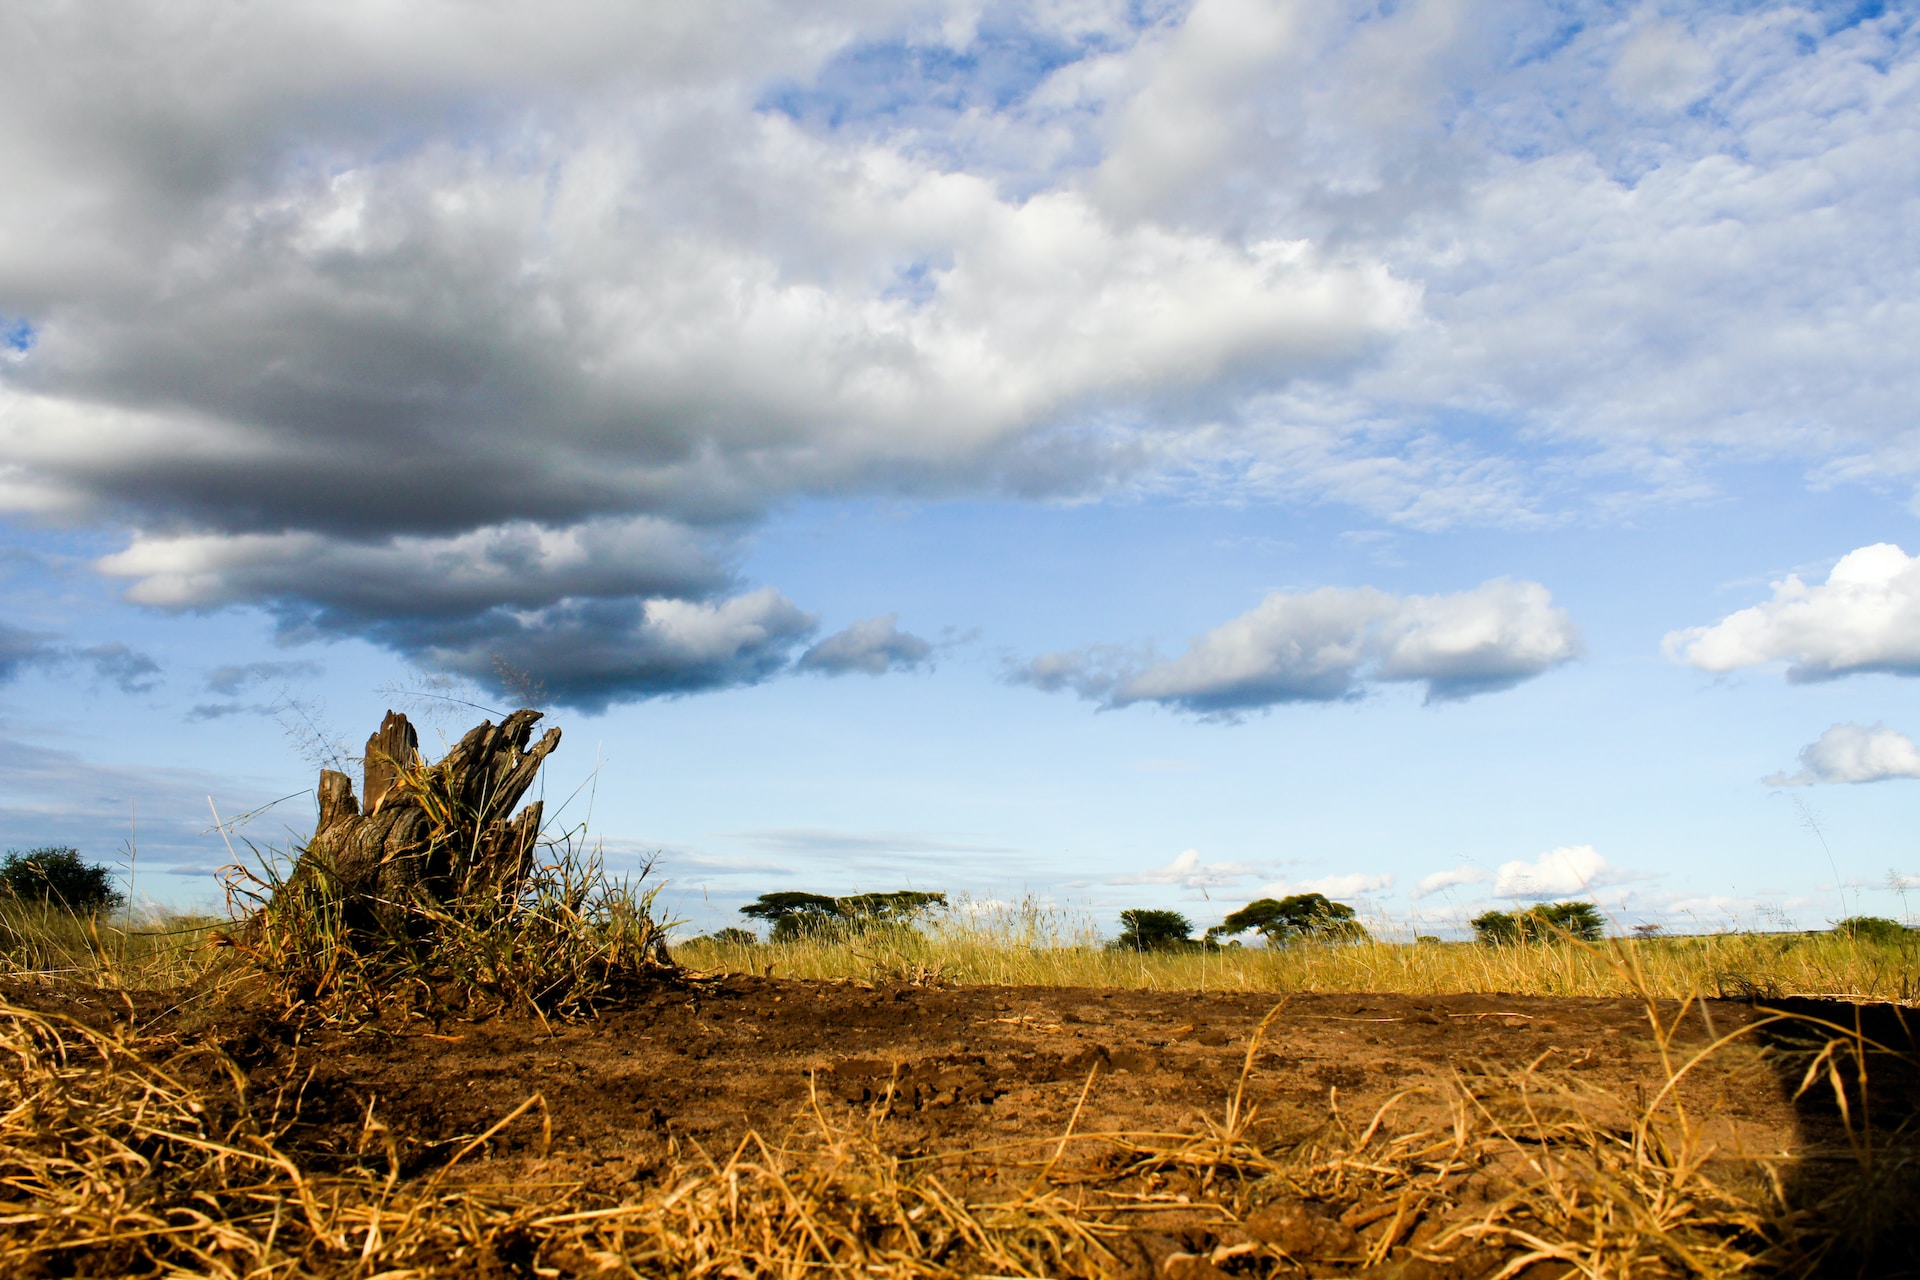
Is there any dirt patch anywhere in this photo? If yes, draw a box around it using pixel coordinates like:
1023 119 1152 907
9 975 1917 1275
99 980 1802 1179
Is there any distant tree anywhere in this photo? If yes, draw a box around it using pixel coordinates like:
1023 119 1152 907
1472 901 1605 944
740 891 842 941
0 846 123 913
1533 901 1605 940
1112 908 1194 952
836 890 947 926
1209 893 1365 946
1835 916 1908 944
710 927 758 947
739 889 948 942
1470 909 1521 944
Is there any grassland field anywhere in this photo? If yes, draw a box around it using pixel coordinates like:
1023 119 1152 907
2 899 1918 1278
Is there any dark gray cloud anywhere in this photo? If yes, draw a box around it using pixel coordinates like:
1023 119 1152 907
75 642 161 693
0 626 161 693
206 660 324 697
410 589 818 713
797 614 932 676
0 624 58 681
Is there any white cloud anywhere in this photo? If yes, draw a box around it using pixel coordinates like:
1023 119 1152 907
1492 845 1607 900
1255 871 1394 899
1765 722 1920 786
1111 848 1261 890
1666 544 1920 682
1412 865 1489 899
1018 576 1580 715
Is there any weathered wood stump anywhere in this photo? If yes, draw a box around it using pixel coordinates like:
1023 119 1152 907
282 707 561 935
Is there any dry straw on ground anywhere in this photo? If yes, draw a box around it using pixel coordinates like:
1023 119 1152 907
0 960 1910 1278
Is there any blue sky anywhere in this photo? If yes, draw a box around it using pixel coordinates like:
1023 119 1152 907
2 0 1919 936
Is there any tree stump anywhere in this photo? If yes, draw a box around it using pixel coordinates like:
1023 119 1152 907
283 707 561 936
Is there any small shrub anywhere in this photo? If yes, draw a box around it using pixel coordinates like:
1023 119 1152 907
709 926 758 947
0 847 122 913
1111 908 1193 952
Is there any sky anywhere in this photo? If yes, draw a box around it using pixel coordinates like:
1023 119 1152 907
3 0 1920 938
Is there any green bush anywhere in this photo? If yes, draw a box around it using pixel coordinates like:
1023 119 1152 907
1473 901 1605 944
1834 916 1909 943
1111 908 1194 953
0 846 123 913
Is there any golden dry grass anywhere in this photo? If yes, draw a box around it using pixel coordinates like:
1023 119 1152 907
675 906 1920 1005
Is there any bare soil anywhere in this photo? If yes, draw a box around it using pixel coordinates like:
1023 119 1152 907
12 976 1920 1275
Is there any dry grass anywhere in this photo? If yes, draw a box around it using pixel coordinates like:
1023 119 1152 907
0 900 220 991
3 881 1916 1274
0 976 1905 1278
676 903 1920 1004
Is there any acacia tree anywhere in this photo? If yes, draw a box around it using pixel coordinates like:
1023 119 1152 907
739 892 842 941
739 889 947 941
1209 893 1364 946
1472 901 1605 944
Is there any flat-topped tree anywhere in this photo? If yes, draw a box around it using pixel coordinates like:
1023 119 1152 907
281 707 561 937
1209 893 1366 946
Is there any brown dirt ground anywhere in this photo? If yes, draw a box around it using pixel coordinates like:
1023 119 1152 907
11 976 1920 1275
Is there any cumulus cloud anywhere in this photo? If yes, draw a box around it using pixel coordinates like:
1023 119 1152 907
1492 845 1608 900
1765 722 1920 787
0 3 1425 704
1412 865 1489 899
1110 848 1262 890
797 615 933 676
1666 544 1920 682
1016 577 1579 715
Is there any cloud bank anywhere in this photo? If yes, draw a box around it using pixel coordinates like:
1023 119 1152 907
2 3 1916 705
1765 722 1920 787
1109 848 1262 890
1017 578 1580 715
